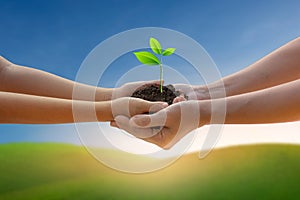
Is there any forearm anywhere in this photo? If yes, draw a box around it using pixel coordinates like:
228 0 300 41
0 92 113 124
197 37 300 99
0 57 114 101
200 79 300 125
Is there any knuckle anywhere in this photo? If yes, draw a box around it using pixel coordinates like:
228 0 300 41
136 100 147 112
136 117 150 126
128 99 141 115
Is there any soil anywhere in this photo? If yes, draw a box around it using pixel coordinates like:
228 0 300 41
131 84 181 105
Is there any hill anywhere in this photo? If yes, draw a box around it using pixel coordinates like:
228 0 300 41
0 143 299 199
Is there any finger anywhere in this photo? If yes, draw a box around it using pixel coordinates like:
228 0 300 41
130 98 168 116
110 121 119 128
143 128 175 149
114 115 130 131
115 116 170 146
130 110 168 128
173 84 199 100
173 95 187 104
114 115 156 139
149 101 168 113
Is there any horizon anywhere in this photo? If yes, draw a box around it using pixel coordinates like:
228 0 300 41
1 0 300 157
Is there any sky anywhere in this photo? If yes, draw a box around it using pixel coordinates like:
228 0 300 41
1 0 300 155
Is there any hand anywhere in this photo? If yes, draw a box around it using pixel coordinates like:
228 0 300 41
110 97 168 119
110 100 206 149
113 80 163 99
172 84 210 103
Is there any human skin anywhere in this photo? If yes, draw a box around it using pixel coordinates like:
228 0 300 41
111 79 300 149
0 56 160 101
0 56 167 124
0 92 167 124
174 37 300 102
111 37 300 149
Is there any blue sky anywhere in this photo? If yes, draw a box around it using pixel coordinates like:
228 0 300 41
1 0 300 144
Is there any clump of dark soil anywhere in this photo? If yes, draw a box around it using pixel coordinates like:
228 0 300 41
131 84 181 105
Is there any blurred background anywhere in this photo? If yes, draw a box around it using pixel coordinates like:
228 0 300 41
1 0 300 198
1 0 300 148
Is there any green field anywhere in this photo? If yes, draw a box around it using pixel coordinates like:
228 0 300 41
0 143 299 199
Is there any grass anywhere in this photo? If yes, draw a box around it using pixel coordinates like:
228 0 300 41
0 142 299 199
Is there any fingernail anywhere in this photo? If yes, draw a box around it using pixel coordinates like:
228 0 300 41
162 102 168 107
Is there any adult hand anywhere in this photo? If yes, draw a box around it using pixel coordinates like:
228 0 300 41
110 100 207 149
172 84 209 103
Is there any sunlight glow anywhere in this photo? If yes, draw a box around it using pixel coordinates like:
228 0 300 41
78 121 300 158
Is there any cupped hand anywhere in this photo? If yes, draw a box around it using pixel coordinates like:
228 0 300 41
110 100 206 149
111 97 168 119
113 80 163 99
172 84 209 103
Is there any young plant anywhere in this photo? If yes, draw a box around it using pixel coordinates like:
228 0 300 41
133 37 176 93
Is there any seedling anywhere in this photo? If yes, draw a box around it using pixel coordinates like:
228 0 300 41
133 37 176 93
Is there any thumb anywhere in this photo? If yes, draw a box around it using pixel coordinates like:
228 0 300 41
131 99 168 116
130 109 168 128
149 101 168 113
173 94 187 104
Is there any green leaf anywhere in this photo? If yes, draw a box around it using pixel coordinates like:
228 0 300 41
149 37 162 55
162 48 176 56
133 51 160 65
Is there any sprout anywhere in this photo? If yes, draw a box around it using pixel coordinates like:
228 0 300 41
133 37 176 93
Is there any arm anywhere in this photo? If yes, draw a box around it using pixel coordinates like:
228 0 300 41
175 37 300 101
202 79 300 124
0 56 112 101
112 79 300 149
207 37 300 98
0 56 160 101
0 92 167 124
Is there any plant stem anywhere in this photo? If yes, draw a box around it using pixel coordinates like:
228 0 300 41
160 63 163 93
160 56 163 93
